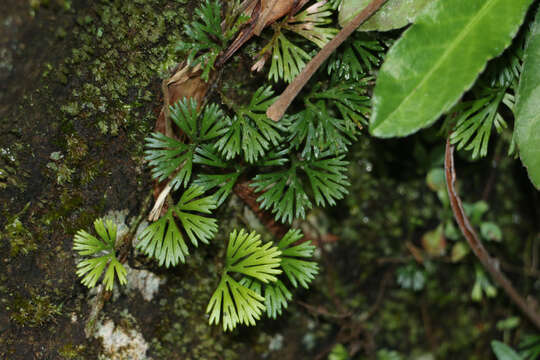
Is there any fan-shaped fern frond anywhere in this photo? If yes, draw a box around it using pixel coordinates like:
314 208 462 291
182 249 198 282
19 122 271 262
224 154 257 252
268 32 311 83
327 33 384 80
145 133 195 190
278 229 319 288
73 218 127 291
284 1 338 48
450 88 508 159
313 81 371 127
288 109 350 160
206 229 281 331
170 99 226 142
327 0 342 9
254 147 291 167
194 170 242 206
252 153 349 223
137 186 218 268
215 86 285 163
305 153 350 207
263 279 293 318
207 273 266 331
251 163 313 224
238 229 317 319
144 98 226 191
241 277 292 319
288 82 368 160
226 229 282 283
176 0 225 80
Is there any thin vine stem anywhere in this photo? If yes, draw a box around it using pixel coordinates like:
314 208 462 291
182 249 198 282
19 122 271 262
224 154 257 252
444 137 540 330
266 0 389 121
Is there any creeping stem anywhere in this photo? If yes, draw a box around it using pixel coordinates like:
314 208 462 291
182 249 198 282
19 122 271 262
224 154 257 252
445 137 540 330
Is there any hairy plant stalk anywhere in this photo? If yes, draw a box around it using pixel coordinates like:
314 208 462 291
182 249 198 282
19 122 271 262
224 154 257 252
266 0 389 121
445 138 540 330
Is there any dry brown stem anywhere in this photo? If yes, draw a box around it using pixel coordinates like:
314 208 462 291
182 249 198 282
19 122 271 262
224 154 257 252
444 137 540 329
266 0 389 121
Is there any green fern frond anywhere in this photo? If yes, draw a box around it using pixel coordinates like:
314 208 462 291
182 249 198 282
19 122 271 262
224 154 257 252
144 99 226 190
251 163 313 224
239 229 317 318
288 109 350 160
313 81 371 127
256 2 336 83
176 0 225 80
207 229 281 330
207 273 266 331
193 144 230 168
145 133 195 190
327 0 342 10
137 186 218 268
213 116 242 160
73 218 127 291
254 147 290 167
278 229 319 288
226 229 282 283
268 32 311 83
241 277 292 319
327 33 384 80
169 99 226 142
215 86 285 163
284 1 338 48
252 153 350 223
450 88 507 159
305 153 350 207
288 82 368 160
263 279 293 318
194 170 242 206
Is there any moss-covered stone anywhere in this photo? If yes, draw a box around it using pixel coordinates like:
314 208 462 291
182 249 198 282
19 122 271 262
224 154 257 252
0 0 537 359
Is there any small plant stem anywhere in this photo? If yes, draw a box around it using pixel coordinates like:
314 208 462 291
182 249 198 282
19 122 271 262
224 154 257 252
266 0 389 121
117 191 153 263
233 180 289 238
444 138 540 330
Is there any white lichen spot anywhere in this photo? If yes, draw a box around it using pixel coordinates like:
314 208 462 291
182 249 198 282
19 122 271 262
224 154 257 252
125 265 164 302
103 209 130 241
96 319 149 360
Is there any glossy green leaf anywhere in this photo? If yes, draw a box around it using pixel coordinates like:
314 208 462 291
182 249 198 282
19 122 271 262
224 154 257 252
491 340 523 360
370 0 533 138
515 8 540 189
339 0 433 32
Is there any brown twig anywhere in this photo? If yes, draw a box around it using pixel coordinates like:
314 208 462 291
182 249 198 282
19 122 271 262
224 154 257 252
266 0 389 121
233 180 289 238
444 138 540 329
296 300 351 319
357 270 392 322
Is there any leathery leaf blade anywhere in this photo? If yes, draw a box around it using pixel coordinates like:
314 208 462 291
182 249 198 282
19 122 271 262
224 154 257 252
515 8 540 189
339 0 433 32
370 0 533 138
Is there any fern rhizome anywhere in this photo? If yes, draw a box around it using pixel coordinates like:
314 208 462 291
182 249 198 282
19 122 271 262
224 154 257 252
74 0 390 331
